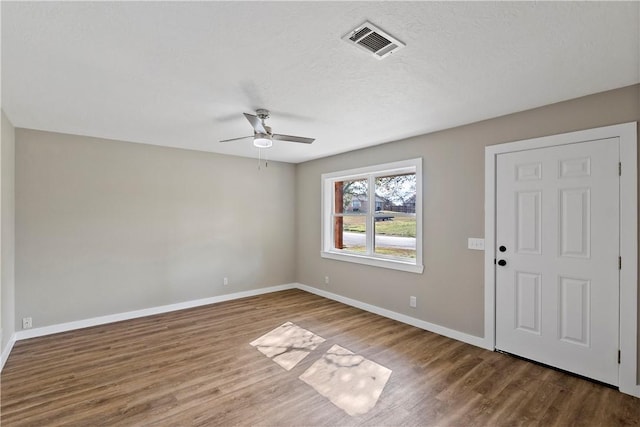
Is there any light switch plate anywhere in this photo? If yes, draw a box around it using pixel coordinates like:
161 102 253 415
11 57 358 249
468 238 485 251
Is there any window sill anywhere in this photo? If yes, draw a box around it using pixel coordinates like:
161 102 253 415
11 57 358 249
321 250 424 274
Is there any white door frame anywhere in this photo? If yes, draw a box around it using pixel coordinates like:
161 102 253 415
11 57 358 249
484 122 639 397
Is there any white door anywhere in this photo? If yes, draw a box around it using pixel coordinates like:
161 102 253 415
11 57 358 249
495 138 620 385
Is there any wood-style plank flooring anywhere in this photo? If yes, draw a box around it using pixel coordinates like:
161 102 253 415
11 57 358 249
2 289 639 426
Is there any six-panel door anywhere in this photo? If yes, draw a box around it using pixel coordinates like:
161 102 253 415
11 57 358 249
495 138 620 385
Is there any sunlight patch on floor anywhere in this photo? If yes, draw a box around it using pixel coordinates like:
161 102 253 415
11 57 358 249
299 344 392 416
250 322 326 370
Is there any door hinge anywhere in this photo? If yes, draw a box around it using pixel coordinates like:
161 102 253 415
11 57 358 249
619 256 622 270
619 162 622 176
618 350 621 364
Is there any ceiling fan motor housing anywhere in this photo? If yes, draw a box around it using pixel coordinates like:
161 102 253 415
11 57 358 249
256 109 270 120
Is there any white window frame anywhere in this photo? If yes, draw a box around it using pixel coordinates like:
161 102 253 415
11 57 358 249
321 158 423 273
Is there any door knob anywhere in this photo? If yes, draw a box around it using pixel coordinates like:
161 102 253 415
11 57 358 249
499 245 507 252
497 259 507 266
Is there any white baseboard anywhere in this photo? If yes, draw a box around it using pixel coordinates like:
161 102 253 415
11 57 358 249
15 283 296 341
623 385 640 398
295 283 491 350
1 332 17 371
6 282 638 395
8 282 490 365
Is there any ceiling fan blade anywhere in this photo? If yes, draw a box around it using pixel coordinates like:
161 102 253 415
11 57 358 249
272 134 315 144
243 113 267 134
219 135 253 143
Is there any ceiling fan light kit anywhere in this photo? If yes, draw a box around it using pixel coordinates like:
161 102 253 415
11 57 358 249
253 133 273 148
220 109 314 149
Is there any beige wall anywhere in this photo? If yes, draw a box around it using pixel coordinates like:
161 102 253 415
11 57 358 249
296 84 640 339
15 130 296 327
2 110 16 352
10 85 640 379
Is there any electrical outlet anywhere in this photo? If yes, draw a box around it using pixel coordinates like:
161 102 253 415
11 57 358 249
223 277 228 286
22 317 32 329
325 276 330 285
468 238 485 251
409 296 417 308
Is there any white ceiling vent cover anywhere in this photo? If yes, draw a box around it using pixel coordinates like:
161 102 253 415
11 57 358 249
342 21 405 60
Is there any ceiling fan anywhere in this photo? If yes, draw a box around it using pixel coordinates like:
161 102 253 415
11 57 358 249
220 109 315 148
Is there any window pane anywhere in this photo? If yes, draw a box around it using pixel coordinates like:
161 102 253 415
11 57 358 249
334 215 366 253
374 173 417 258
322 159 422 272
334 179 368 213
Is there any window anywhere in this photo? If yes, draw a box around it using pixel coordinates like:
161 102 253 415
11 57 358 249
321 158 423 273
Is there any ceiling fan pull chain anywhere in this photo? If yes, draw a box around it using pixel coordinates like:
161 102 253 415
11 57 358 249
258 148 262 170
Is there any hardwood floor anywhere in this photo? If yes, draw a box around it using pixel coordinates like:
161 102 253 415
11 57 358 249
2 289 639 426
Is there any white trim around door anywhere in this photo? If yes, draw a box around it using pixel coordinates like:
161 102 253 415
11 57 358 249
484 122 639 397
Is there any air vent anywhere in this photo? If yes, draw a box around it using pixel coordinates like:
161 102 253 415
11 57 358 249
342 21 405 60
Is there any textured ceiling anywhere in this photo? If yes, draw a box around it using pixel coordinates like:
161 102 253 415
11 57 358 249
2 2 639 163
